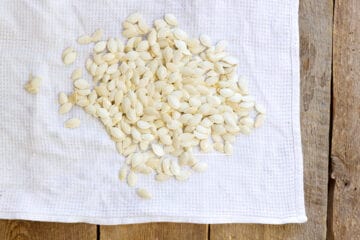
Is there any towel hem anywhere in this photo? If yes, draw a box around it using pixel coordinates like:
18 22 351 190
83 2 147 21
0 212 308 225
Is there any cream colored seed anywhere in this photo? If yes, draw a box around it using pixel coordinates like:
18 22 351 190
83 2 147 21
64 118 80 128
131 128 142 142
77 34 92 45
127 12 142 24
59 102 73 114
137 120 151 129
213 142 224 153
63 51 77 65
91 28 104 42
209 114 224 124
215 40 228 52
173 28 188 40
155 173 171 182
220 88 234 98
127 171 137 187
24 75 42 94
192 162 208 172
62 47 74 59
135 164 153 175
107 63 118 74
123 27 139 39
24 82 38 94
175 170 191 181
170 161 181 176
97 108 109 118
74 79 90 89
139 141 149 151
255 104 266 114
239 101 255 108
119 165 128 181
200 139 212 152
239 125 251 135
178 151 190 166
136 188 152 199
194 131 208 140
199 34 212 47
94 41 107 52
136 40 149 51
107 38 118 53
131 153 143 168
154 19 168 30
103 53 115 61
162 158 172 176
77 89 91 96
240 117 254 126
138 19 150 34
238 76 249 94
223 134 236 143
254 114 265 128
142 133 154 142
151 143 165 157
110 127 125 140
187 155 199 167
164 13 178 26
229 93 242 102
159 134 172 145
224 142 233 155
167 95 180 109
58 92 68 105
85 104 96 115
71 68 82 80
222 56 239 65
146 157 158 170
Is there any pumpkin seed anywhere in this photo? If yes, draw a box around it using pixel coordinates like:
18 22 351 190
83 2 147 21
64 118 80 128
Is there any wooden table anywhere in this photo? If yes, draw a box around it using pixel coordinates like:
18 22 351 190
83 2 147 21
1 0 359 239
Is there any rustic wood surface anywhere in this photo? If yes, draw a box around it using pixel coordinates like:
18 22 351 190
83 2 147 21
1 0 359 239
0 220 96 240
330 0 360 239
101 223 208 240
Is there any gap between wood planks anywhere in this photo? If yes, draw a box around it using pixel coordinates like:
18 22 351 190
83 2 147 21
326 0 336 239
97 225 100 240
326 1 336 240
208 224 210 240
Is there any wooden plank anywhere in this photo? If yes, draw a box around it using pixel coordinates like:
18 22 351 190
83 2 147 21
210 0 333 239
330 0 360 239
101 223 207 240
0 220 96 240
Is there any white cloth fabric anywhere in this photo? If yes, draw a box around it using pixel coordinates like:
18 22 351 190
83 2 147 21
0 0 306 224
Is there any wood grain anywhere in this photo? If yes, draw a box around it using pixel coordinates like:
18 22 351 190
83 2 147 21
0 220 96 240
330 0 360 239
101 223 207 240
210 0 333 239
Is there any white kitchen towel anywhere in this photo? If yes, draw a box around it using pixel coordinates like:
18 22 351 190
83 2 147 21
0 0 306 224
